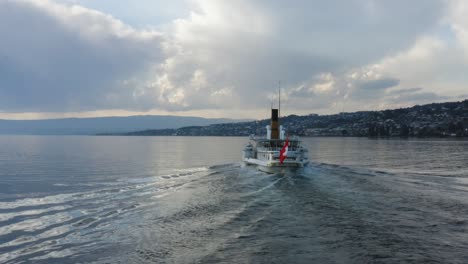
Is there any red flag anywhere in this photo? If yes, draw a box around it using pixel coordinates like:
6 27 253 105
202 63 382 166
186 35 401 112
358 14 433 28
279 137 289 164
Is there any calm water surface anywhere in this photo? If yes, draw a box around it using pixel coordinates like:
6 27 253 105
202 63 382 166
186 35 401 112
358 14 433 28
0 136 467 263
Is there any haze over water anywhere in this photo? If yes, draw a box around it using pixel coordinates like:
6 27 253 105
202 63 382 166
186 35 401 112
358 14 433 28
0 136 467 263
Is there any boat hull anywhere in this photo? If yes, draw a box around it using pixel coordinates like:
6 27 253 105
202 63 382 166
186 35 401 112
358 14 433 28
243 157 308 174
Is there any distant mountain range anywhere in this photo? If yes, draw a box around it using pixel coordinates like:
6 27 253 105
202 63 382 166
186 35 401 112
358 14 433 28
0 116 248 135
121 99 468 137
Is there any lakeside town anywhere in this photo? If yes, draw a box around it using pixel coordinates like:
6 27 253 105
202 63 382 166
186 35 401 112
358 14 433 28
123 100 468 137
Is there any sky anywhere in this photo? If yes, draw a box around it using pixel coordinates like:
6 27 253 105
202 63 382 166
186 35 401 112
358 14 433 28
1 0 468 119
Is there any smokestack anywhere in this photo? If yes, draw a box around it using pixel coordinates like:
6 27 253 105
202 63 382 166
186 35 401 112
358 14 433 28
271 109 279 139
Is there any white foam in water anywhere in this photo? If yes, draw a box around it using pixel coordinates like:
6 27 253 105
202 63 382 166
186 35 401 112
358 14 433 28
1 136 468 263
0 193 78 210
0 204 71 222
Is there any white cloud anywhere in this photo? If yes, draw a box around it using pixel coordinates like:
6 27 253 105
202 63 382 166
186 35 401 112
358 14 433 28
0 0 163 112
3 0 468 118
342 2 468 109
147 0 447 114
312 73 336 95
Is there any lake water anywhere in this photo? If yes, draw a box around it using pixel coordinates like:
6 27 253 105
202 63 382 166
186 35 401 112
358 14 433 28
0 136 467 263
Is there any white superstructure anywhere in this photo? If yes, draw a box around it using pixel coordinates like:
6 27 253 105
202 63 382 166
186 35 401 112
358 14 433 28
242 108 309 174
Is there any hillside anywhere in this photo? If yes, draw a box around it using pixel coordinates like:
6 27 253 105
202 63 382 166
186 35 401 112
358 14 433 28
123 100 468 137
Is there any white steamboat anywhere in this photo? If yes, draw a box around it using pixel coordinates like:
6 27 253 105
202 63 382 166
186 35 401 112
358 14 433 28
242 108 309 174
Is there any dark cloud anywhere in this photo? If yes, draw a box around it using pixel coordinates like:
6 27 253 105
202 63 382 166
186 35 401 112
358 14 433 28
348 78 400 100
387 87 423 95
359 78 400 90
0 0 163 112
385 88 451 106
398 92 450 102
258 0 445 66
